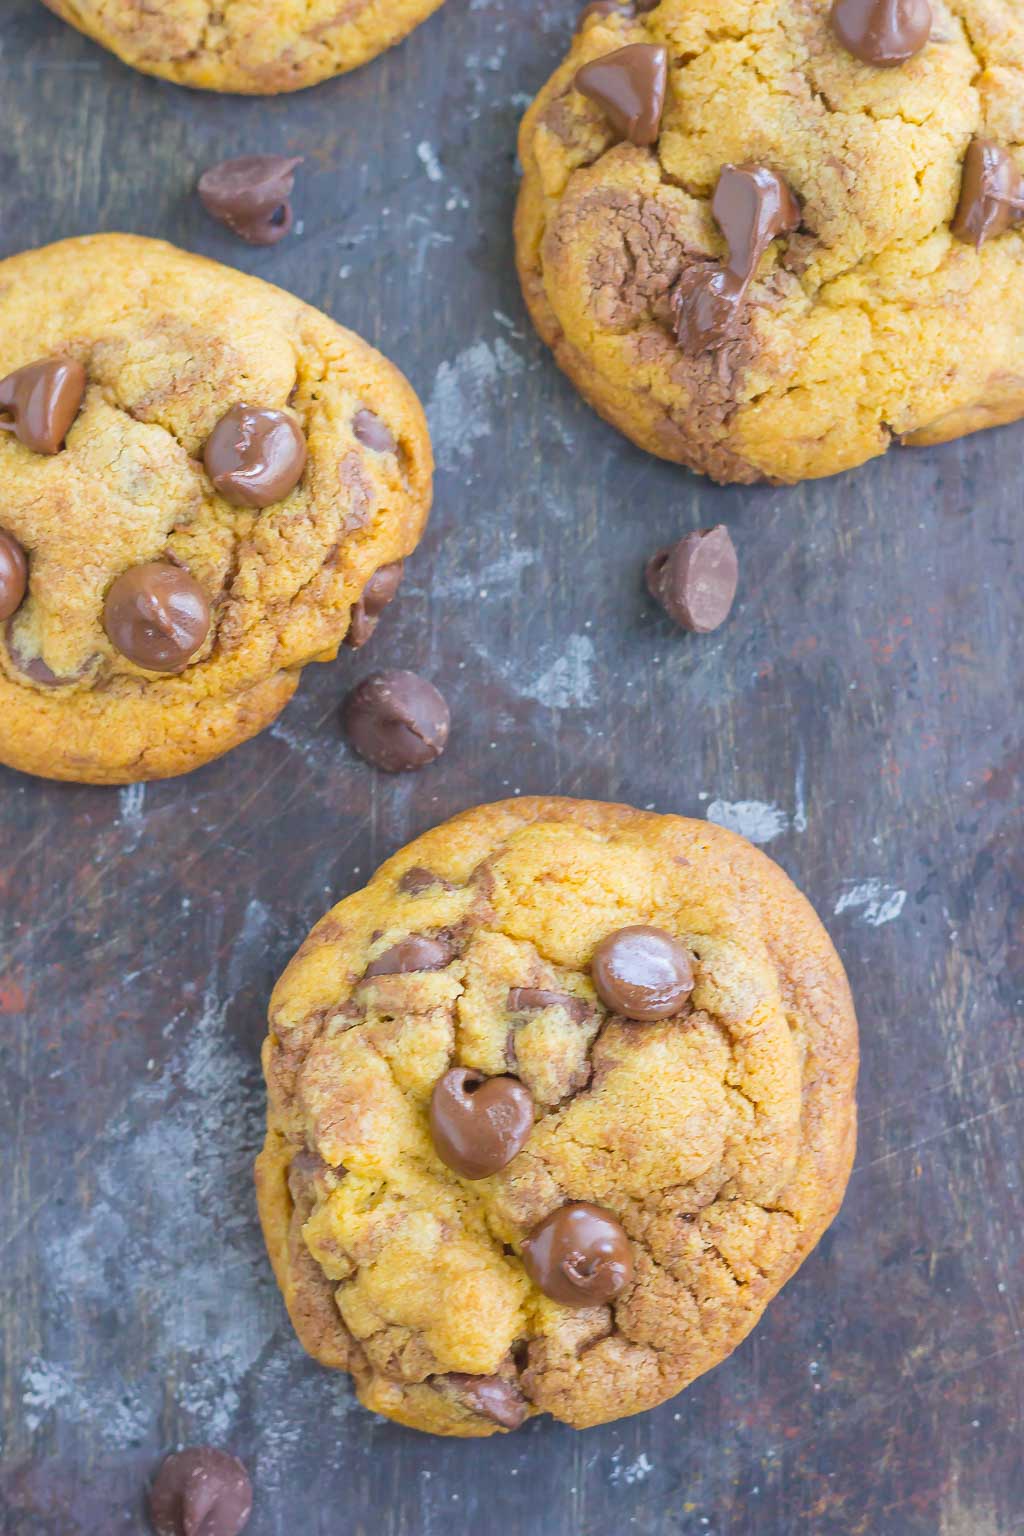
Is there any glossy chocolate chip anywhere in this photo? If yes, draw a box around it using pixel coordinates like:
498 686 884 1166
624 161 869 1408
344 561 404 650
0 531 28 621
103 562 210 672
399 866 451 895
353 409 397 453
591 925 694 1021
522 1203 634 1307
147 1446 252 1536
507 987 590 1023
0 357 86 455
830 0 931 65
646 525 739 633
204 404 307 509
440 1373 530 1429
430 1067 534 1179
198 155 303 246
342 670 450 772
364 934 454 978
952 138 1024 248
574 43 668 147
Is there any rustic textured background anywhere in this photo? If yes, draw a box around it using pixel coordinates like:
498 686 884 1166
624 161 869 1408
1 2 1022 1533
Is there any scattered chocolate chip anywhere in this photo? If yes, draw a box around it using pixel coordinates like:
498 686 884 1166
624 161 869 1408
198 155 303 246
430 1067 534 1179
522 1203 634 1307
353 409 397 454
204 404 307 509
830 0 931 66
507 987 590 1023
439 1373 530 1430
342 669 450 772
673 164 800 354
591 925 694 1021
399 866 451 895
364 934 454 978
0 531 28 621
148 1446 252 1536
951 138 1024 248
103 562 210 673
344 561 404 650
574 43 668 147
646 524 738 633
0 357 86 455
4 621 92 687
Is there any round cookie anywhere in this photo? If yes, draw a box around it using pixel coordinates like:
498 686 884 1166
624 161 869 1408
516 1 1024 484
40 0 446 93
0 234 432 784
256 796 858 1436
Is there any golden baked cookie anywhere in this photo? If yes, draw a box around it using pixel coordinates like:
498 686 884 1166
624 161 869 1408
40 0 446 93
256 797 858 1436
0 234 432 784
516 0 1024 483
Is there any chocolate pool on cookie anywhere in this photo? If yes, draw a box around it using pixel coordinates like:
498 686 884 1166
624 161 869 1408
0 234 433 785
256 797 859 1436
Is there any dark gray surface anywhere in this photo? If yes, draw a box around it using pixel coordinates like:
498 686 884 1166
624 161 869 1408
1 2 1022 1533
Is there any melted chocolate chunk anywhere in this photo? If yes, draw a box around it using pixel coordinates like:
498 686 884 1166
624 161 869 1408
439 1373 530 1430
343 561 404 650
0 531 28 621
673 164 800 354
352 409 397 453
103 562 210 673
522 1203 634 1308
198 155 303 246
591 925 694 1021
430 1067 535 1179
399 866 451 895
507 987 590 1023
830 0 931 66
342 670 450 773
363 934 454 978
204 404 307 508
646 524 739 633
0 357 86 455
951 138 1024 248
147 1446 252 1536
574 43 668 147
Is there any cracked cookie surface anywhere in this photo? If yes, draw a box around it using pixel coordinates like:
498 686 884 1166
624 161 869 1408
41 0 446 92
0 234 432 784
516 0 1024 483
256 797 858 1435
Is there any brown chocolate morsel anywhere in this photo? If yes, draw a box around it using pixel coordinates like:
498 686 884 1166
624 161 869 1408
952 138 1024 248
342 669 450 773
103 562 210 673
646 524 739 634
673 164 800 353
4 619 92 687
198 155 303 246
0 531 28 621
439 1372 530 1430
430 1067 534 1179
343 561 405 650
507 987 590 1023
352 408 397 453
574 43 668 147
0 357 86 455
147 1446 253 1536
522 1203 634 1307
591 925 694 1021
364 934 454 978
830 0 931 66
399 866 451 894
204 404 307 509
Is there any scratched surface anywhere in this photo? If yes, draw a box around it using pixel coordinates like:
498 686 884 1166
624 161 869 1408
1 2 1022 1533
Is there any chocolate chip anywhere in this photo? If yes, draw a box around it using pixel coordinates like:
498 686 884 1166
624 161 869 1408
4 621 92 687
673 164 800 354
342 669 450 772
399 866 451 895
522 1203 634 1308
203 404 307 509
0 531 28 621
364 934 454 978
830 0 931 66
646 525 738 633
439 1373 530 1430
591 925 694 1021
198 155 303 246
0 357 86 455
951 138 1024 248
507 987 590 1024
353 409 397 453
147 1447 252 1536
574 43 668 147
430 1067 534 1179
343 561 404 650
103 562 210 673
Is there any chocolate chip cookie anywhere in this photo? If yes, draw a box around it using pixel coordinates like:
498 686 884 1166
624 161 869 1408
256 797 858 1435
41 0 446 93
516 0 1024 483
0 234 432 784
